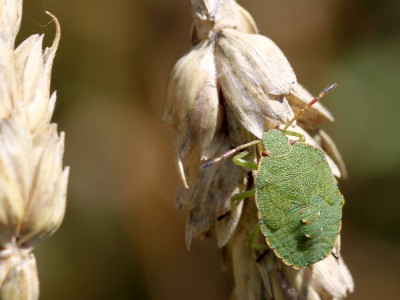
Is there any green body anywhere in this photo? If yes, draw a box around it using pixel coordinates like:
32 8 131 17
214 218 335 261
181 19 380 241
255 129 343 269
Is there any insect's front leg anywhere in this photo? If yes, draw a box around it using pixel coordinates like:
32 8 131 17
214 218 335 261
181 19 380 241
232 151 258 170
217 151 258 221
278 129 306 143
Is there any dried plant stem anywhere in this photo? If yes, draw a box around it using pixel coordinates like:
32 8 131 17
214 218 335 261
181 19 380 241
0 1 68 299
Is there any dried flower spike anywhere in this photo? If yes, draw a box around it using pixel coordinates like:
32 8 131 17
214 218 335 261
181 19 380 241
0 2 68 299
164 0 353 299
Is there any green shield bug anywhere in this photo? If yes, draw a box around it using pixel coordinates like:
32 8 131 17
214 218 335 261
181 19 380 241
202 83 344 270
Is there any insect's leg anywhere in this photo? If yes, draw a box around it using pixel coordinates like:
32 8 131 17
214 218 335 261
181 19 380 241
256 249 270 263
247 222 262 247
201 140 262 169
279 129 306 143
247 222 267 250
340 194 346 207
217 189 256 221
232 151 258 170
231 188 256 203
247 223 269 262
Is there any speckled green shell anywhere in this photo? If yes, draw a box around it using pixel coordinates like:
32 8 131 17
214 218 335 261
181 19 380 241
255 129 343 269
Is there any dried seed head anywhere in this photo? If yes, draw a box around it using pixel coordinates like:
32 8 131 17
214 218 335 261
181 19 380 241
164 0 352 298
0 4 67 298
0 12 67 247
165 25 299 184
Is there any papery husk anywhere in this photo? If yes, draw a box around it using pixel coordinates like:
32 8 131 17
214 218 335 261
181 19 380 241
272 253 354 300
183 138 247 249
164 40 220 187
0 249 39 300
216 28 295 137
14 21 60 132
0 0 22 48
229 200 268 300
191 1 258 44
0 118 29 245
217 28 296 96
163 41 218 156
19 127 69 247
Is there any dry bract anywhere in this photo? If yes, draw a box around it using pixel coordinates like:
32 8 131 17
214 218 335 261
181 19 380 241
0 1 68 299
164 40 219 188
0 248 39 300
191 0 258 43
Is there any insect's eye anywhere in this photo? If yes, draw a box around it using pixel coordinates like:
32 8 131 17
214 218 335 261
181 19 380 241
262 150 270 157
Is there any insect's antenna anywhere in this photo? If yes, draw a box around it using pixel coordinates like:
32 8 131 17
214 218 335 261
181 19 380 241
201 149 237 169
283 83 337 131
201 140 262 169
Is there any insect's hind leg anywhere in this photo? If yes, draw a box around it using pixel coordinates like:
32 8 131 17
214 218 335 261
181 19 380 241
247 222 269 262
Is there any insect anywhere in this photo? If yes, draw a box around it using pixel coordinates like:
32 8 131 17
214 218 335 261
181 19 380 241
202 83 344 269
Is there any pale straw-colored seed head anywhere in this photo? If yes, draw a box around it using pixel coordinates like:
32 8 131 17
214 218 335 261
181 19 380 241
0 1 68 298
0 247 39 300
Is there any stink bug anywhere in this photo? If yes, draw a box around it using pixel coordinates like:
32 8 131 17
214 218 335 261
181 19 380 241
202 83 344 269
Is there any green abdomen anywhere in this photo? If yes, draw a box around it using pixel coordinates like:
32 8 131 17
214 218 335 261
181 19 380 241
255 145 342 269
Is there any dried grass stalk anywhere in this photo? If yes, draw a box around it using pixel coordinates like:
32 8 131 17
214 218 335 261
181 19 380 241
164 0 353 299
0 1 68 299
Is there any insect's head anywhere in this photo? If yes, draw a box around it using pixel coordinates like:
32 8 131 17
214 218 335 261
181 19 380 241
261 129 292 156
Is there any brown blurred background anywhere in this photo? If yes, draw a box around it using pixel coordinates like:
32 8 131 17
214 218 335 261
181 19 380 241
18 0 400 299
